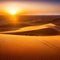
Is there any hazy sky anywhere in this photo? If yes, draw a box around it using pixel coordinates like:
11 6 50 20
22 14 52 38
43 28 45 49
0 1 60 15
0 0 60 2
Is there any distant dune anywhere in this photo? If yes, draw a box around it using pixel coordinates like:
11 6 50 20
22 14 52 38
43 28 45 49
18 15 60 27
0 15 60 32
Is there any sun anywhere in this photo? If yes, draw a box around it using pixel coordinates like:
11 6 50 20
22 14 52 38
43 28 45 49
4 6 20 15
3 4 24 15
8 7 19 15
9 9 17 15
7 8 23 15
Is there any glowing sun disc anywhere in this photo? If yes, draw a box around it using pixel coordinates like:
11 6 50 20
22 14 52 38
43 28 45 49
9 9 17 15
5 6 20 15
4 5 23 15
10 10 17 15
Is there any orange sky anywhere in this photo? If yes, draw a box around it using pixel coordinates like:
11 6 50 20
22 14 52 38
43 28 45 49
0 2 60 15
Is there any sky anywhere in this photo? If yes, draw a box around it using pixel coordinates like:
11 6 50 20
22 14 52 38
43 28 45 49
0 0 60 15
0 0 60 3
0 0 60 2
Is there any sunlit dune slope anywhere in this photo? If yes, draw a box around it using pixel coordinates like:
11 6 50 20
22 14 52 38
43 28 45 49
0 23 56 33
17 23 56 32
8 28 59 36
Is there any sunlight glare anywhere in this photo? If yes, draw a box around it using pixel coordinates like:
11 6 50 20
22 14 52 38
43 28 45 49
9 9 17 15
4 6 22 15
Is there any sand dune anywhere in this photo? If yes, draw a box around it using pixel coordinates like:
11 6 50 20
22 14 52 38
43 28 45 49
0 23 60 60
0 23 60 36
0 34 60 60
0 15 60 32
0 23 56 33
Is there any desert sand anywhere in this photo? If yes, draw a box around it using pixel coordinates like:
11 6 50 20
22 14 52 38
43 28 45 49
0 33 60 60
